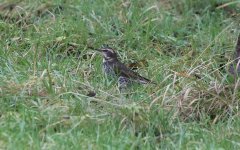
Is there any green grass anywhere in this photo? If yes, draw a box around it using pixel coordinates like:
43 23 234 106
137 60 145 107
0 0 240 149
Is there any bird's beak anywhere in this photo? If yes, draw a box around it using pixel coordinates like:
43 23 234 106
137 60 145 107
93 49 102 52
87 46 101 52
94 48 102 52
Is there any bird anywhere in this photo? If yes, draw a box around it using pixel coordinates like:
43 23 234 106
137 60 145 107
229 34 240 76
95 46 156 91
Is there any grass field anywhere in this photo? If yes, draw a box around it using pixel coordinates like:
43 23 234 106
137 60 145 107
0 0 240 149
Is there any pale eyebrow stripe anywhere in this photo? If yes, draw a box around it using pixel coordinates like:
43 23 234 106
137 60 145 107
105 48 114 53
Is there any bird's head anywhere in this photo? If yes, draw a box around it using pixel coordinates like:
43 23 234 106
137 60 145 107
96 46 118 62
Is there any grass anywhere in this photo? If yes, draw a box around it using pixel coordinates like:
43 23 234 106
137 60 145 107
0 0 240 149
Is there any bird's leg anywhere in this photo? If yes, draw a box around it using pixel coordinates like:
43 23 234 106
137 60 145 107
118 76 130 93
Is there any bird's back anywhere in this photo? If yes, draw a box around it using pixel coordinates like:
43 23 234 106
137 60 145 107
117 62 154 84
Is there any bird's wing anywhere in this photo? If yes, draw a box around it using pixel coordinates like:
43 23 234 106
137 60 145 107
115 62 155 84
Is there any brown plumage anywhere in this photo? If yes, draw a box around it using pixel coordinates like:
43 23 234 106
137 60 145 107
95 46 155 90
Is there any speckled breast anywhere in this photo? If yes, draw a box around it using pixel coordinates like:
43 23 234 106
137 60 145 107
103 61 116 76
